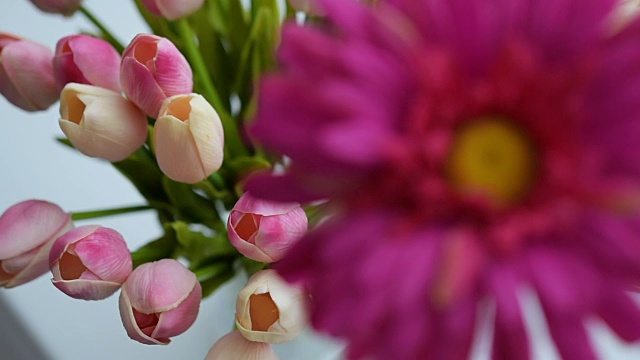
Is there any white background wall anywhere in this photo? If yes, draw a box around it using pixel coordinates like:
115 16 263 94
0 1 640 359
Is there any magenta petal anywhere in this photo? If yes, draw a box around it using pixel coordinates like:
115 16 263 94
154 38 193 96
73 227 132 282
48 225 99 266
68 35 121 92
489 265 530 360
545 313 597 360
597 288 640 342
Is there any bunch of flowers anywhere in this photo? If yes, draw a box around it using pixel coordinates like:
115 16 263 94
4 0 640 359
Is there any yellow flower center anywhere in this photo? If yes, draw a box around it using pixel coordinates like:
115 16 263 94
446 117 537 206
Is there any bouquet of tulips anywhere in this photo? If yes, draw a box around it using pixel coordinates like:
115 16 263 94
0 0 318 358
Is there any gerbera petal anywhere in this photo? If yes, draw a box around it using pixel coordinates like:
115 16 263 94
489 264 530 360
597 287 640 342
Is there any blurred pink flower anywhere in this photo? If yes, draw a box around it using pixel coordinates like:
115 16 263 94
248 0 640 359
28 0 82 16
140 0 205 20
0 33 58 111
50 225 132 300
53 35 121 92
0 200 73 288
120 34 193 118
228 192 307 263
119 259 201 345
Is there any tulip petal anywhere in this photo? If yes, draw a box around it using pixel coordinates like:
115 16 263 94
205 331 279 360
0 200 71 259
123 259 197 313
155 114 207 183
0 40 57 110
153 282 201 339
120 57 166 117
119 289 169 345
52 279 122 300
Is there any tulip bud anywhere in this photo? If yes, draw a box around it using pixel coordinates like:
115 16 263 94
154 93 224 183
205 331 279 360
228 193 307 263
59 83 148 162
0 200 73 288
120 34 193 118
119 259 201 345
53 35 121 92
28 0 82 16
0 33 58 111
141 0 205 20
49 225 132 300
236 269 307 344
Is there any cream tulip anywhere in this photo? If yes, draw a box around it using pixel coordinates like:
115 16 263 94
236 269 307 344
59 83 148 162
154 93 224 183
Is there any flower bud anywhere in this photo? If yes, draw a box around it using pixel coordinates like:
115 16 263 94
59 83 148 162
236 269 307 344
119 259 201 345
154 93 224 183
120 34 193 118
0 33 58 111
49 225 132 300
205 331 279 360
140 0 205 20
0 200 73 288
228 193 307 263
28 0 82 16
53 35 121 92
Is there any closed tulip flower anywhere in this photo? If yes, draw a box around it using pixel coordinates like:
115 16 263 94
205 331 279 360
154 93 224 183
0 33 58 111
120 34 193 118
228 193 307 263
0 200 73 288
140 0 205 20
28 0 82 16
236 269 307 344
53 35 121 92
59 83 148 162
50 225 132 300
119 259 202 345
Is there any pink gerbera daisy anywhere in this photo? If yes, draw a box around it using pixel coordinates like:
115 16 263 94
248 0 640 359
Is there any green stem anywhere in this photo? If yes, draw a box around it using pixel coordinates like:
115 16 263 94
71 205 153 221
78 6 125 53
174 18 248 158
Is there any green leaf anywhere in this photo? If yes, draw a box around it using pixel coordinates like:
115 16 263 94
161 177 223 229
169 221 237 267
131 231 179 268
196 262 235 297
112 147 170 205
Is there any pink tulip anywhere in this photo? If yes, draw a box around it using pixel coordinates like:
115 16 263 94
0 33 58 111
154 93 224 183
0 200 73 288
53 35 121 92
59 83 148 162
205 331 279 360
28 0 82 16
119 259 201 345
228 193 307 263
140 0 205 20
49 225 132 300
120 34 193 118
